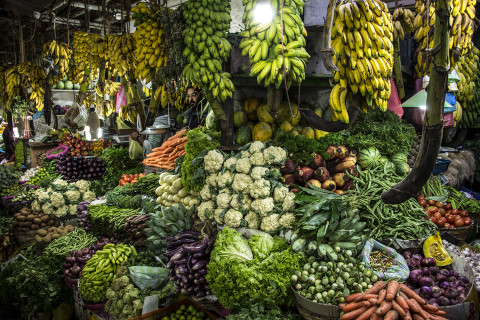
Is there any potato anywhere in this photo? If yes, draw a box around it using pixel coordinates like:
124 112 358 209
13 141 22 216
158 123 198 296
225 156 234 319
54 220 60 227
49 214 56 220
20 208 30 215
65 225 75 232
13 221 18 227
47 220 55 226
13 213 20 219
21 227 30 232
17 215 26 222
48 227 55 232
26 214 35 221
23 221 32 227
31 224 39 230
43 234 52 243
51 233 61 240
33 218 41 224
37 229 48 236
40 223 46 227
40 215 49 222
35 235 42 243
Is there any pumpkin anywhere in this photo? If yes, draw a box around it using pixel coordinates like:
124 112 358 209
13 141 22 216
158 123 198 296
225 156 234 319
243 97 261 120
233 110 248 127
257 103 275 123
252 122 273 141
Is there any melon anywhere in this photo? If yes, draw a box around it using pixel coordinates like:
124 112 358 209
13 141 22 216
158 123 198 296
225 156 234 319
73 83 80 90
257 103 274 124
65 81 74 90
233 110 247 127
358 147 381 169
243 97 261 120
236 125 252 145
252 122 273 141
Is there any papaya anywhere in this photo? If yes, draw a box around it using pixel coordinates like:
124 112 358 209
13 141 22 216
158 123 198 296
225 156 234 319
279 120 294 133
233 110 248 127
252 122 273 141
314 107 323 118
302 127 315 139
246 121 255 131
235 125 252 145
275 101 292 124
288 104 301 126
243 97 261 120
314 129 329 141
257 103 275 124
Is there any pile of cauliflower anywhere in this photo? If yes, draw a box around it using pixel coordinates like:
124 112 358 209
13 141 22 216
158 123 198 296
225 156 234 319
31 179 96 218
197 141 296 232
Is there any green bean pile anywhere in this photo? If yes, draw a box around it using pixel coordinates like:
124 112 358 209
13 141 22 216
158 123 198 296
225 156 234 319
44 228 97 259
88 205 140 237
346 164 436 242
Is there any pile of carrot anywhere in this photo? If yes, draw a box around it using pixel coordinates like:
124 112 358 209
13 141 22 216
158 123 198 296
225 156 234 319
143 129 188 170
339 281 448 320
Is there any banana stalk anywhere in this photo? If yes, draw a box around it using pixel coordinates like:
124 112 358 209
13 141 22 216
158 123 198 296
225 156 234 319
126 71 146 130
393 38 405 99
266 85 282 121
321 0 339 73
382 0 449 204
146 79 161 127
43 72 53 126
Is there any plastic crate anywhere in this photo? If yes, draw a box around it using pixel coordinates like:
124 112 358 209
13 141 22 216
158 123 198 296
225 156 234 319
433 159 451 175
129 299 217 320
461 187 480 200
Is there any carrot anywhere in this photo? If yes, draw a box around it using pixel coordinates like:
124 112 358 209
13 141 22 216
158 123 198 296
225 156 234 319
345 293 362 303
422 304 439 313
400 284 426 305
341 301 371 313
386 281 400 301
361 294 379 301
404 311 413 320
407 299 430 320
368 297 377 305
356 306 376 320
412 314 426 320
431 309 446 316
391 299 407 317
370 313 383 320
385 310 399 320
395 295 409 312
355 281 386 301
377 289 386 305
375 300 392 316
339 307 368 320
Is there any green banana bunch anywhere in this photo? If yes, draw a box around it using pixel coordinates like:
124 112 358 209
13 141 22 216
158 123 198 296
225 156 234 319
73 31 104 82
458 47 480 129
145 203 194 256
239 0 309 88
330 0 394 121
79 243 137 303
455 46 479 104
17 62 47 111
181 0 234 115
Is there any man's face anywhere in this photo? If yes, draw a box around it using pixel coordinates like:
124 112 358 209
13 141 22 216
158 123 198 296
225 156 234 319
187 88 199 107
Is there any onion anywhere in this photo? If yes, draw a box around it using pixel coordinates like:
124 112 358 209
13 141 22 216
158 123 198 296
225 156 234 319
409 269 423 285
422 267 431 276
447 276 458 283
438 296 450 306
439 269 451 277
419 276 434 287
407 259 421 270
458 276 469 284
429 266 440 275
428 298 439 307
403 251 412 260
444 288 459 299
457 293 467 303
439 281 451 289
419 286 433 299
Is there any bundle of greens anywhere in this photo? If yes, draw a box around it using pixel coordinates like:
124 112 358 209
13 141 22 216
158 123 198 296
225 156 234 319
0 215 13 235
206 228 304 309
88 205 141 237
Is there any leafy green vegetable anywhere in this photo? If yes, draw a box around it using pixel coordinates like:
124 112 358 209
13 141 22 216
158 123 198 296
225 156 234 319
248 234 288 261
210 227 253 262
0 215 14 235
226 303 300 319
270 132 323 165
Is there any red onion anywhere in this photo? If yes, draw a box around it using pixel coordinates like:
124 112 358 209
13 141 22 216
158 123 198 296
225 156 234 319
428 298 439 307
422 267 431 276
419 286 433 299
444 288 459 299
438 296 450 306
439 281 451 289
458 276 469 284
409 269 423 285
403 251 412 260
419 276 434 287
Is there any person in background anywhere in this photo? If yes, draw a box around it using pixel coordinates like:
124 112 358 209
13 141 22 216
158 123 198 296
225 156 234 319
2 124 15 162
183 87 208 128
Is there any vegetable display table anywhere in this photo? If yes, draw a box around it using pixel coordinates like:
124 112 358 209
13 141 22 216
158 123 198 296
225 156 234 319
27 141 59 167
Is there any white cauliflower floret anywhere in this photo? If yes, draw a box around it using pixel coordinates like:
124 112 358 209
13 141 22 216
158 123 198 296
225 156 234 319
236 157 252 174
204 150 224 173
274 186 289 203
217 171 234 189
214 209 226 224
83 191 96 202
35 189 50 203
199 185 212 201
251 166 268 180
53 179 68 187
75 180 90 193
240 150 251 158
205 173 218 188
69 205 78 215
263 146 287 164
251 197 275 216
231 195 240 210
249 179 271 199
50 192 65 207
250 152 266 166
249 141 265 154
279 213 296 229
31 200 41 211
283 192 296 211
245 211 260 229
224 209 243 228
223 157 237 172
65 190 81 203
55 206 68 218
261 214 280 231
216 191 232 209
231 195 252 211
232 174 253 193
42 203 54 215
197 201 215 221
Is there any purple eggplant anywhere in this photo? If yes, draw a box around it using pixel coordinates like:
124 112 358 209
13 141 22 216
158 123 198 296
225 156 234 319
184 237 209 253
170 248 187 261
186 254 193 271
198 268 207 275
192 252 205 259
192 260 208 270
173 258 187 265
174 230 201 240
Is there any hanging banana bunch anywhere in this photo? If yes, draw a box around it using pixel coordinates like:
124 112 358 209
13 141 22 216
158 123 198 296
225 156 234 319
458 48 480 128
455 47 479 104
153 84 173 108
73 31 104 82
17 62 47 111
42 40 72 82
142 86 151 97
181 0 234 114
414 0 476 76
5 67 21 111
0 67 7 107
239 0 309 88
94 80 121 98
105 34 136 77
75 92 96 109
330 0 394 122
132 3 169 84
173 79 191 112
118 105 138 123
392 7 415 40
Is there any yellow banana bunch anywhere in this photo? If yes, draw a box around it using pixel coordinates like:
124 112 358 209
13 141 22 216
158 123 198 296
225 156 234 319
330 0 394 121
73 31 104 81
239 0 309 88
455 47 479 105
5 67 21 111
173 79 191 112
0 67 7 106
104 80 121 97
132 3 169 84
153 84 173 108
118 105 137 123
105 101 115 117
181 0 234 107
17 62 47 111
414 0 476 77
105 33 136 77
142 85 151 98
392 7 415 40
43 40 72 82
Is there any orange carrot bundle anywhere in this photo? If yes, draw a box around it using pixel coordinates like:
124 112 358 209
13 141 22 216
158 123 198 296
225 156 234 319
143 130 188 168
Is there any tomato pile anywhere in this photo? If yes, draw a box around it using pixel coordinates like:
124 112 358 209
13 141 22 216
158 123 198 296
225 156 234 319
119 173 145 186
61 134 92 157
417 195 473 229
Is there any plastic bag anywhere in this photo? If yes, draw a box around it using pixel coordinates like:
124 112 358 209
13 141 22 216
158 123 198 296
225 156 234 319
128 266 170 290
128 137 143 160
360 238 410 281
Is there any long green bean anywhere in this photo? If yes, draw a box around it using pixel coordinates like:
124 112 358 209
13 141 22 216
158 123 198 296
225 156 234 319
44 228 97 258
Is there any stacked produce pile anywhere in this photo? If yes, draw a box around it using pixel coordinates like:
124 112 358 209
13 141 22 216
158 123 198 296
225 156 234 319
43 228 98 260
76 200 91 230
105 266 144 319
55 155 105 180
239 0 309 88
105 33 136 77
155 172 198 208
12 188 36 204
13 207 59 232
0 165 22 196
457 47 480 128
197 141 296 231
414 0 476 76
143 129 187 169
330 0 394 117
443 240 480 290
42 40 71 82
118 173 145 186
417 195 472 229
20 167 40 182
31 179 96 218
124 214 149 247
35 225 75 247
87 205 141 237
17 62 46 111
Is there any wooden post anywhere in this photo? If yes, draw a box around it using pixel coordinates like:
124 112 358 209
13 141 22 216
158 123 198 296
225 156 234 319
266 85 282 120
393 38 405 100
220 97 234 147
382 0 449 204
44 72 53 126
18 17 26 63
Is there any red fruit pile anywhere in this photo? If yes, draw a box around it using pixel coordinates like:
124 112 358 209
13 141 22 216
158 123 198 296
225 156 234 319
417 195 473 229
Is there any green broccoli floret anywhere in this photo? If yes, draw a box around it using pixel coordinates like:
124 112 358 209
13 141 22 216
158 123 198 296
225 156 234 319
116 299 124 313
123 293 132 304
130 194 143 208
106 289 116 300
125 284 135 291
132 299 143 311
111 280 122 291
117 275 130 287
122 304 133 316
104 299 113 312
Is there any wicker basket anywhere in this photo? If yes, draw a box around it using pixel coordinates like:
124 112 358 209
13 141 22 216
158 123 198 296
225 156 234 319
129 299 216 320
292 288 340 320
439 223 475 241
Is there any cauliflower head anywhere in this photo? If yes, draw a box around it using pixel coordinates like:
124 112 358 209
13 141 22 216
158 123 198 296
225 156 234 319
50 192 65 207
42 203 54 215
204 150 224 173
199 185 212 201
55 206 68 217
231 194 251 211
249 178 271 199
261 214 281 231
216 191 232 209
53 179 68 187
251 166 268 180
217 171 234 189
224 209 243 228
263 146 287 165
223 157 237 172
240 150 251 158
250 152 266 166
249 141 265 154
214 208 225 224
232 174 253 193
279 213 296 229
205 173 218 188
35 189 50 203
197 201 215 221
83 191 96 202
245 211 260 229
251 197 275 216
283 192 296 211
69 204 78 215
274 186 289 203
66 190 81 203
31 200 41 211
236 157 252 174
75 180 90 193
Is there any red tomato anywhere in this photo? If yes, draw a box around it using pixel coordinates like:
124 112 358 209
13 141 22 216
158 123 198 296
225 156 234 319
119 179 126 186
445 203 452 210
436 202 444 208
433 212 442 221
453 214 462 221
438 208 446 216
134 174 139 179
417 195 426 203
131 179 138 184
428 206 439 213
124 176 133 182
437 217 447 228
464 217 473 226
444 223 451 228
454 219 465 227
460 210 469 218
419 200 427 208
446 214 455 224
121 174 129 180
451 209 460 215
430 217 437 224
446 210 451 215
428 200 436 206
